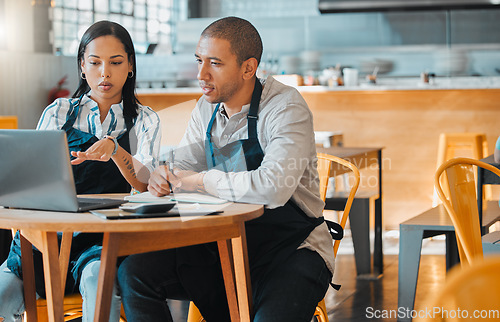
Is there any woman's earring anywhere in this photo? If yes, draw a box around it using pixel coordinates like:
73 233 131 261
128 71 134 78
81 72 86 80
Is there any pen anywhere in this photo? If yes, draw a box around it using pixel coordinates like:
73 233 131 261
167 149 175 193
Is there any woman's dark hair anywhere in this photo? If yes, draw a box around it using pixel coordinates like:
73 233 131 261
73 20 139 119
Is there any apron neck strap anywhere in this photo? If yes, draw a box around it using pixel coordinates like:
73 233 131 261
62 94 134 135
62 94 84 132
247 77 262 140
206 77 262 141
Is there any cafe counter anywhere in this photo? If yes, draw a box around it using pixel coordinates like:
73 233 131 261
137 77 500 229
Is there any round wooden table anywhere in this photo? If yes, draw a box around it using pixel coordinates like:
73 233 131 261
0 197 263 322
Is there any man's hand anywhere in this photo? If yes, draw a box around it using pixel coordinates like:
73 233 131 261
70 138 116 165
148 166 175 197
172 170 205 193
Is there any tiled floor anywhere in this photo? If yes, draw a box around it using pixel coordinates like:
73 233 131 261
166 230 449 322
63 230 450 321
319 229 447 321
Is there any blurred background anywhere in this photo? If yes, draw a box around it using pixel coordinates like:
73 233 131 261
2 0 500 128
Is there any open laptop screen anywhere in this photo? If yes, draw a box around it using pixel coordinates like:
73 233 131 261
0 130 123 212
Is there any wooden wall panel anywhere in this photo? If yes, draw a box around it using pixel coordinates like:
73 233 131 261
139 88 500 229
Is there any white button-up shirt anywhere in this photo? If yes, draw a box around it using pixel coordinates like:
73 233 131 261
37 93 161 173
174 76 335 276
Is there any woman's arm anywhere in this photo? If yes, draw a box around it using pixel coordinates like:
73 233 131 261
111 144 150 192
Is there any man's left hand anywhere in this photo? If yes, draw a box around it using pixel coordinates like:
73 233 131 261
172 170 205 193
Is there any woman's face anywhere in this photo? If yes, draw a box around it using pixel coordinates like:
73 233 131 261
80 35 132 108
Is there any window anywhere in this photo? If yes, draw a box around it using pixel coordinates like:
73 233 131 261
50 0 183 55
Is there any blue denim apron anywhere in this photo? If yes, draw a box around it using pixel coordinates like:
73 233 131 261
7 95 134 297
176 79 324 320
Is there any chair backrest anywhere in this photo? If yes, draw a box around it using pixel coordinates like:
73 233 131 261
317 153 360 256
433 133 488 206
415 256 500 322
0 116 18 129
434 157 500 265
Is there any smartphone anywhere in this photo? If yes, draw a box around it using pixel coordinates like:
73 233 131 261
119 202 176 214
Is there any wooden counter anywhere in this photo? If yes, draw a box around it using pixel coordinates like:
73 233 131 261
138 87 500 229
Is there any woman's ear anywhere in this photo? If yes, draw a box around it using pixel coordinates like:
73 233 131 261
242 57 259 80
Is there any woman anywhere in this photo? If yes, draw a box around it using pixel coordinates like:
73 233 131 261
0 21 161 322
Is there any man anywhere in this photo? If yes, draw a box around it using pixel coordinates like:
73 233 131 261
117 16 334 321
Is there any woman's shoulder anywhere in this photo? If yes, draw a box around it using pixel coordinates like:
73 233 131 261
135 104 160 122
43 97 79 115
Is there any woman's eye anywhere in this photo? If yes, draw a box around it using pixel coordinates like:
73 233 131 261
111 61 123 65
89 61 99 65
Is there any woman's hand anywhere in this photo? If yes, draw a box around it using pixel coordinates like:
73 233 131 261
70 138 116 165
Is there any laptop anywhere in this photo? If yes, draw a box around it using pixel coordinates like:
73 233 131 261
0 129 125 212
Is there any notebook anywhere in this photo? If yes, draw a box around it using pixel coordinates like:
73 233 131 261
125 191 229 204
91 202 224 220
0 129 125 212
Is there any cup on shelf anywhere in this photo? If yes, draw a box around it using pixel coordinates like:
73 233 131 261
343 68 359 87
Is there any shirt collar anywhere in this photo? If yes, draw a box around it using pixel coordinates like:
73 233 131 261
84 91 124 112
218 102 251 119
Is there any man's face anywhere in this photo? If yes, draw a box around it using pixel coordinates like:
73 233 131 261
195 37 245 106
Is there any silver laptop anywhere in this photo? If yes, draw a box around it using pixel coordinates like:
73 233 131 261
0 129 125 212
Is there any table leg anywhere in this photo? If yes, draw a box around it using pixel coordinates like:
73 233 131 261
374 150 383 275
477 167 485 234
398 226 424 322
445 232 460 270
349 200 371 276
95 232 120 322
40 232 65 322
231 222 252 322
217 239 240 322
20 233 38 322
59 232 73 288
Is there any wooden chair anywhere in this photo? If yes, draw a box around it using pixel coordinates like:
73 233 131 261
433 133 489 206
415 256 500 322
313 153 360 321
187 153 361 322
434 157 500 265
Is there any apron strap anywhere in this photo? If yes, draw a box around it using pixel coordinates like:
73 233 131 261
247 78 262 140
205 77 263 168
326 220 344 240
206 103 220 168
62 95 84 132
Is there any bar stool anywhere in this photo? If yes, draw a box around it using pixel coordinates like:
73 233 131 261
433 133 489 206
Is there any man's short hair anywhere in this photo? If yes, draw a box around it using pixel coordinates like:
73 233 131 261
201 16 263 66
